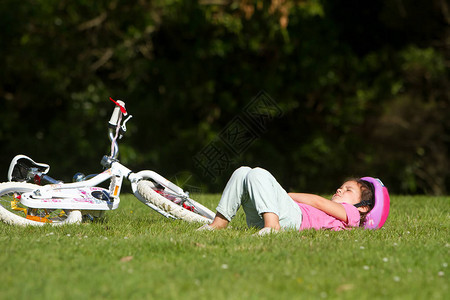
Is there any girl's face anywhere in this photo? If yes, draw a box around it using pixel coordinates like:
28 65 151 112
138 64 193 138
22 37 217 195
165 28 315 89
331 181 362 205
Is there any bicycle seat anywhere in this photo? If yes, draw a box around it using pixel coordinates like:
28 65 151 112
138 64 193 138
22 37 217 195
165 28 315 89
8 155 50 182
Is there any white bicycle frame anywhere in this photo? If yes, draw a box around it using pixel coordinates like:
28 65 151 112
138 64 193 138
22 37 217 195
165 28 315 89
13 99 195 220
35 160 185 219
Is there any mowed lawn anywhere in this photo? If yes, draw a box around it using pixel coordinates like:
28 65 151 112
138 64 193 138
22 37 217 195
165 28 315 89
0 194 448 299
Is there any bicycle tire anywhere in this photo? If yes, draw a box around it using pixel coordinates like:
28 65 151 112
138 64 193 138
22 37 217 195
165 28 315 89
0 182 82 226
136 180 214 224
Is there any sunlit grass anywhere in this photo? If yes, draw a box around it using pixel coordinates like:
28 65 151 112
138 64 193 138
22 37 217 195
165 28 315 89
0 195 448 299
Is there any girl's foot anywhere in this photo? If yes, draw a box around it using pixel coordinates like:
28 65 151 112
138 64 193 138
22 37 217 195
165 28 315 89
254 227 280 236
199 212 229 230
197 224 214 231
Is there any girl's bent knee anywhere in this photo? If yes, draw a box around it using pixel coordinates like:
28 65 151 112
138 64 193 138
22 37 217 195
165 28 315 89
246 167 272 182
232 166 252 178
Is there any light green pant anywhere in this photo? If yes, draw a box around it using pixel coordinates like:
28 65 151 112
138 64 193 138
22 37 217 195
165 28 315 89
216 166 302 230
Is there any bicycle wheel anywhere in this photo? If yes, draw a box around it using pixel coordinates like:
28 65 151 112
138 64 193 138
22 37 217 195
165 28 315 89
0 182 82 226
136 180 214 224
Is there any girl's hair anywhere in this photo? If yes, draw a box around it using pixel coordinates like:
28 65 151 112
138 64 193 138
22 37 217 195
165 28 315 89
355 179 375 226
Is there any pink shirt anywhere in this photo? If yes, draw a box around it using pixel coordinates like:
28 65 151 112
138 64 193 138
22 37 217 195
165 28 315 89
297 202 360 231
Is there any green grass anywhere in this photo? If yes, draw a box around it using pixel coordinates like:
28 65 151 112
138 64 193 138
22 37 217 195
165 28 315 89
0 194 448 299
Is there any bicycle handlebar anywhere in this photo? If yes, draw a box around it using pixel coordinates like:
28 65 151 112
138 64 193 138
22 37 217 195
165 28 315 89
109 99 126 128
108 98 133 159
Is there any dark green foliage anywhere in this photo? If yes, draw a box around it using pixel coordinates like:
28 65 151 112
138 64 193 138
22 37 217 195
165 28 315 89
1 0 448 194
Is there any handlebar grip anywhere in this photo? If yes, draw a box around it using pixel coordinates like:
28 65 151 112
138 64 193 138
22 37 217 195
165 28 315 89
109 100 126 127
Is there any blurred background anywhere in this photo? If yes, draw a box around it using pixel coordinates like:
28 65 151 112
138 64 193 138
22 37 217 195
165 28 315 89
1 0 448 194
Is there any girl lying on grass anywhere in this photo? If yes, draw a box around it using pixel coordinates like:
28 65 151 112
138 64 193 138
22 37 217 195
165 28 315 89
198 166 389 235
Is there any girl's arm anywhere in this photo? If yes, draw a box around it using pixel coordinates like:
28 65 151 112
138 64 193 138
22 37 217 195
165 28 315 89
288 193 348 222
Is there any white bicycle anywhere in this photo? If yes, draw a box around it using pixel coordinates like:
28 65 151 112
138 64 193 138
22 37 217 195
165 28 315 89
0 99 215 226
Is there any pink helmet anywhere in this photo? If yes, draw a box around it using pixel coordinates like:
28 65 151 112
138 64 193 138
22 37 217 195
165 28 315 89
360 177 390 229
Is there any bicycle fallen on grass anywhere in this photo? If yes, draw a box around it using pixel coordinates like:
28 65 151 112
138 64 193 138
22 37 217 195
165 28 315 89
0 99 215 226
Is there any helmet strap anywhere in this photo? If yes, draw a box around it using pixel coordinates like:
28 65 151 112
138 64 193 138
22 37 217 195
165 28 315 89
354 200 373 208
